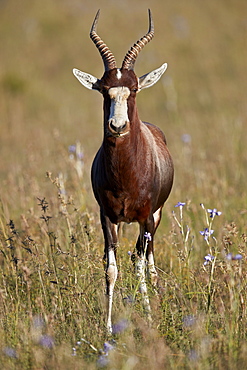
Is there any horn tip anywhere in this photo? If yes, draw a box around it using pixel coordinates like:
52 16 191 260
91 9 101 34
148 9 154 32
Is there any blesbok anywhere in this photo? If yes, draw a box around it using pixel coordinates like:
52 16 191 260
73 9 174 333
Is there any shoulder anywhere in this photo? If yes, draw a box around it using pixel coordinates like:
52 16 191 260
142 121 167 144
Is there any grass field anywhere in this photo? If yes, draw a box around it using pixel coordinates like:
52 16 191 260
0 0 247 368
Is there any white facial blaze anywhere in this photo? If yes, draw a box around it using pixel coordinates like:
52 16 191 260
108 87 130 130
116 69 122 80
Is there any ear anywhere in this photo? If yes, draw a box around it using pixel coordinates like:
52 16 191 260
138 63 168 91
73 68 100 90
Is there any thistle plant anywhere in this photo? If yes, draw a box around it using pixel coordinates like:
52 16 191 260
37 197 66 321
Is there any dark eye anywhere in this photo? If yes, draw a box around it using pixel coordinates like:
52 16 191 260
131 88 138 93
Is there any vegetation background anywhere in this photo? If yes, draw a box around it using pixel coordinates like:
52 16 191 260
0 0 247 368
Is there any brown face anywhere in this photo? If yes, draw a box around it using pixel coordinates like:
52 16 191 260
97 69 139 94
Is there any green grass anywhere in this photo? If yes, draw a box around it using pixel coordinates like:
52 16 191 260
1 0 247 368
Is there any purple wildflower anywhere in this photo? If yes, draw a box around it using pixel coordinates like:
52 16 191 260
200 228 214 241
144 232 152 241
68 144 84 160
233 254 243 260
68 145 76 153
3 347 18 359
39 335 54 349
112 319 129 334
226 253 243 261
204 254 215 265
97 355 109 367
207 208 222 218
103 341 115 353
97 340 115 366
175 202 186 207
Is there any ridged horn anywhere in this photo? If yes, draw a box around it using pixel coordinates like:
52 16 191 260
121 9 154 71
90 10 117 71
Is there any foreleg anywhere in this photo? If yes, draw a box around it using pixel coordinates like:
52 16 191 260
101 211 118 334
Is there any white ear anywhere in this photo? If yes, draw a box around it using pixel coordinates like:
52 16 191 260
138 63 168 90
73 68 99 90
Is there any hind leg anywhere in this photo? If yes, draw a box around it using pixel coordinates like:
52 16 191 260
135 224 153 319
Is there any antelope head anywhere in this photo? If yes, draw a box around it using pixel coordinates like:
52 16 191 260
73 9 168 137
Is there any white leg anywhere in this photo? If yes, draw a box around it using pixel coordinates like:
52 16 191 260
147 251 158 287
135 227 152 320
147 208 161 287
136 255 151 319
106 248 118 334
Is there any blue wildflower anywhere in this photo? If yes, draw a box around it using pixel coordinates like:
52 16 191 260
97 341 115 367
207 208 222 218
68 143 84 160
204 254 215 265
97 354 109 367
39 335 54 349
144 232 152 241
233 254 243 260
3 347 18 359
68 145 76 153
226 253 243 261
103 341 115 353
200 228 214 241
175 202 186 207
112 319 129 334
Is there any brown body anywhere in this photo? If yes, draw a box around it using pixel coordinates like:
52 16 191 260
73 10 174 333
92 70 173 225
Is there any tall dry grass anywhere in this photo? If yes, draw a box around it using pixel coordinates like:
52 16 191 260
0 0 247 368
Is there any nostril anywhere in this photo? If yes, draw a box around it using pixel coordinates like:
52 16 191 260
109 119 127 134
118 123 127 132
109 119 117 132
